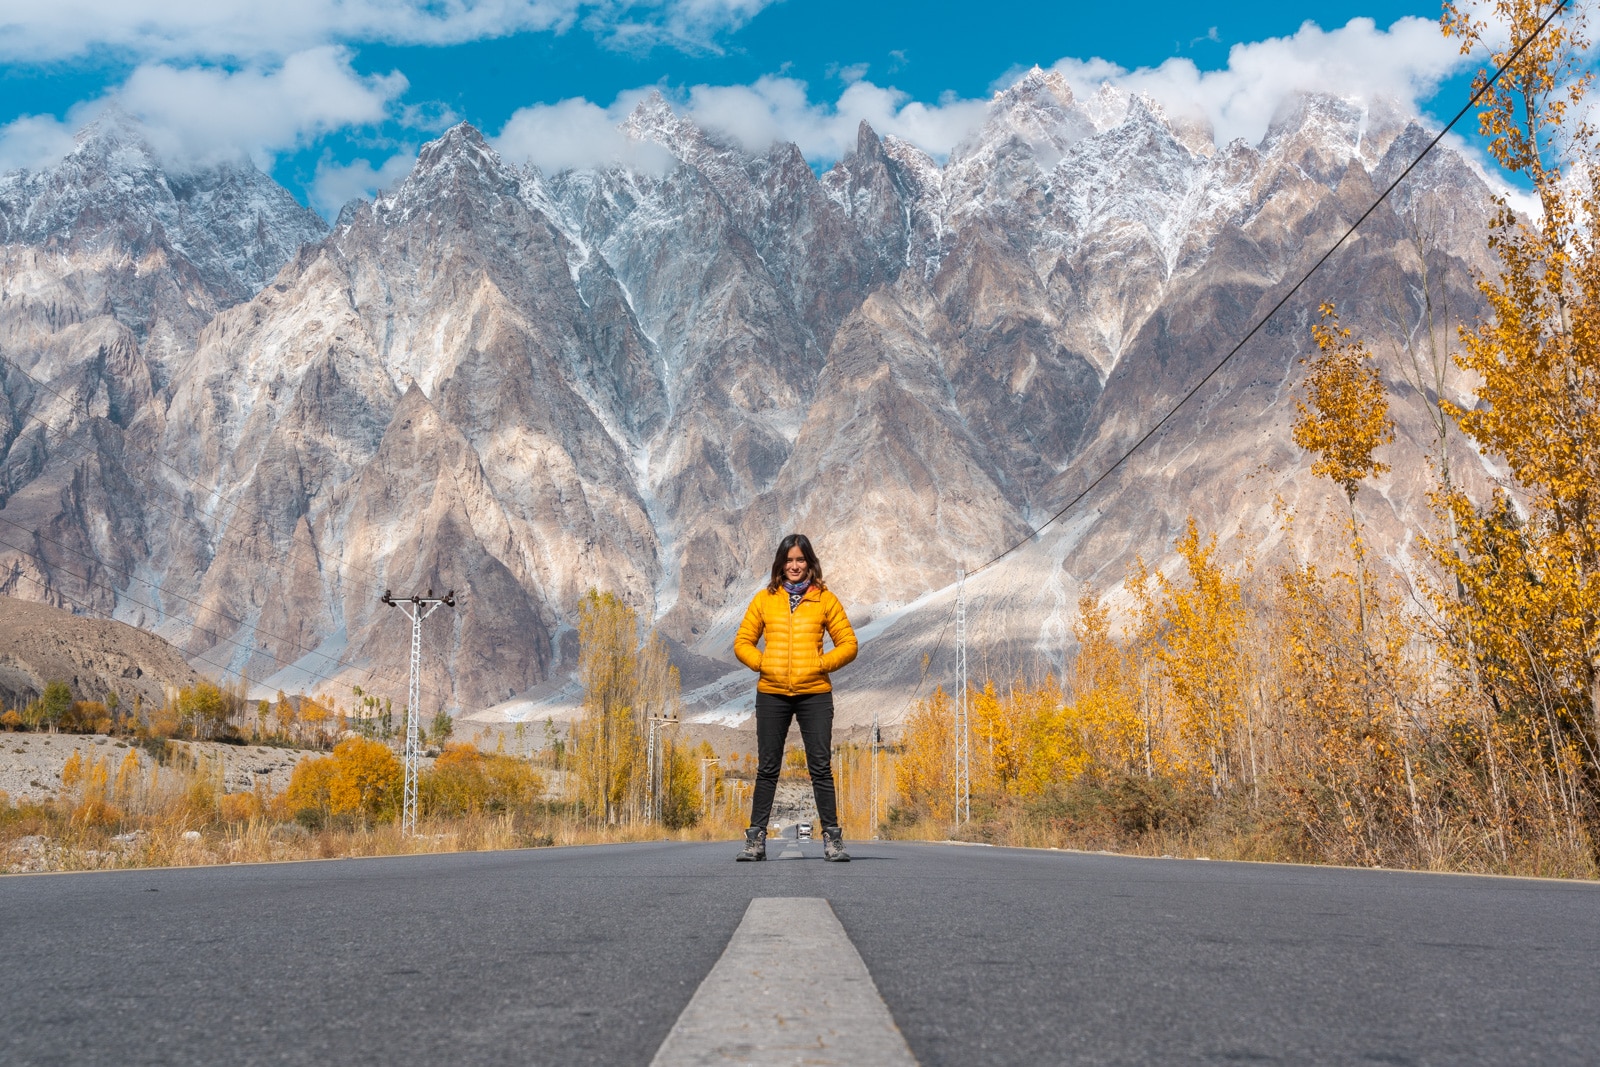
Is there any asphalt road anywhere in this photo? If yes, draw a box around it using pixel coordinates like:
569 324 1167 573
3 839 1597 1065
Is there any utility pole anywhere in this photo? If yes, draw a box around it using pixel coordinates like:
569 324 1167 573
701 757 720 816
869 710 882 838
381 588 456 835
645 712 679 821
955 568 971 829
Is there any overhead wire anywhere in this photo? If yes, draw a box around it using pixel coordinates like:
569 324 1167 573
0 510 439 703
2 567 286 703
0 4 1570 727
965 0 1569 581
0 526 431 705
890 1 1569 722
0 318 451 703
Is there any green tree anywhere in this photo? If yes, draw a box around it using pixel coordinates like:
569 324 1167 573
40 681 72 733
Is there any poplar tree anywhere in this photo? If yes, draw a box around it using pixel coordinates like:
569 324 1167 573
1434 0 1600 859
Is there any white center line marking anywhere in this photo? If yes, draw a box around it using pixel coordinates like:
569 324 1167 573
650 897 918 1066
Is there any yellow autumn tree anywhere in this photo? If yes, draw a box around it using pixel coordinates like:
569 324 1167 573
1431 0 1600 861
569 589 681 824
897 686 954 821
1294 303 1395 629
1144 519 1251 795
1294 304 1395 507
422 742 544 818
285 737 402 826
1068 589 1150 777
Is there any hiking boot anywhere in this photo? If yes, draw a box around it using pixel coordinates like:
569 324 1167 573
823 826 851 862
736 826 767 862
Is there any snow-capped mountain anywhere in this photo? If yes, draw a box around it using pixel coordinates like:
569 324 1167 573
0 74 1501 725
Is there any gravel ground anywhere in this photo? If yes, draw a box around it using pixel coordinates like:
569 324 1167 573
0 733 317 803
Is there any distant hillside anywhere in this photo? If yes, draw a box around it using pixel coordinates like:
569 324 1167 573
0 596 201 711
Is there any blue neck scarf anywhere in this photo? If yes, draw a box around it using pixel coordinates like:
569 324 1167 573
784 578 810 612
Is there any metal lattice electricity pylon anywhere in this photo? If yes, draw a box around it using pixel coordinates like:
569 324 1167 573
954 568 971 828
381 588 456 835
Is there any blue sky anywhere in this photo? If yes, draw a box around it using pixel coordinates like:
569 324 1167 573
0 1 1492 216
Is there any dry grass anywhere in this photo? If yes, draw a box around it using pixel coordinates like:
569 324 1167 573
877 779 1598 880
0 741 755 874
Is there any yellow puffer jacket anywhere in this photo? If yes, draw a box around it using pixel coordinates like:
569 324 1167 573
733 585 858 695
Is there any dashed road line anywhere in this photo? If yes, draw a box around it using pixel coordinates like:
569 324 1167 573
649 897 918 1066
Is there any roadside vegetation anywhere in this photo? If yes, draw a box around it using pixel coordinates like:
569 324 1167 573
5 2 1596 879
887 0 1600 879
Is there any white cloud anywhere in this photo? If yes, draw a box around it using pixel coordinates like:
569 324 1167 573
118 47 407 169
494 75 989 174
1048 17 1468 148
0 112 85 172
0 46 406 176
495 95 678 173
592 0 780 53
0 0 778 63
489 16 1482 177
682 75 987 160
311 151 417 217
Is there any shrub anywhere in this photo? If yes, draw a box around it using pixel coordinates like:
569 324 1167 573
285 738 402 825
218 792 262 823
421 743 543 818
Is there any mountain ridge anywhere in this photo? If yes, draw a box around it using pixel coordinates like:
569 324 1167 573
0 87 1504 729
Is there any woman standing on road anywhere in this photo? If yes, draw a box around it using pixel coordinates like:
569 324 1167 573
733 533 858 862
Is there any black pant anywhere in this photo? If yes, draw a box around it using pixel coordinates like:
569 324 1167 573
748 691 838 831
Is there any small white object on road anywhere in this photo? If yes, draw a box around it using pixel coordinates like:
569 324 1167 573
650 897 917 1066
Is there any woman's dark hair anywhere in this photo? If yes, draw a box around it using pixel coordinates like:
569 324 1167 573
767 533 825 593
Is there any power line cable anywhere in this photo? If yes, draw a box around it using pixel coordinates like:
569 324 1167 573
1 566 304 705
0 510 439 701
884 2 1568 739
965 0 1569 581
0 524 434 705
0 346 455 703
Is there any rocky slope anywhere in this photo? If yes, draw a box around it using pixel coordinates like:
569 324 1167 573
0 74 1504 728
0 594 201 712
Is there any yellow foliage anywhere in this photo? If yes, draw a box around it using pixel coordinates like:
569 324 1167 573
897 686 954 821
1293 304 1394 505
567 589 684 824
60 750 84 789
1068 589 1149 776
1145 518 1250 793
422 743 544 818
327 738 403 819
113 748 141 804
71 756 121 828
218 792 262 823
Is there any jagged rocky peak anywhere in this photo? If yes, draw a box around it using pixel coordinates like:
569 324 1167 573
377 122 522 212
0 107 324 300
950 66 1099 172
619 89 713 162
1082 82 1132 130
1260 92 1413 180
848 119 888 164
820 122 889 198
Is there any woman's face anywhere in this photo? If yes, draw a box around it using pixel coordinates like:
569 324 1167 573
784 546 808 584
